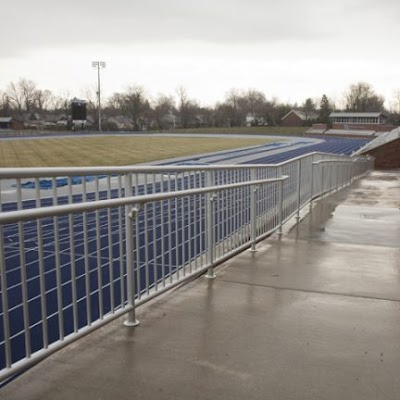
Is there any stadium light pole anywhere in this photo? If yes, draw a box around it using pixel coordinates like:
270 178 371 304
92 61 106 132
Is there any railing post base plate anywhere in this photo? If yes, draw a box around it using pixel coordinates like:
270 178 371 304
124 319 140 327
205 270 217 279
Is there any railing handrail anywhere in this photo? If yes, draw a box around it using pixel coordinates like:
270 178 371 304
312 158 371 165
0 152 363 179
0 176 289 224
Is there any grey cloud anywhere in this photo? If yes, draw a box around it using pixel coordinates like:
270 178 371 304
2 0 400 57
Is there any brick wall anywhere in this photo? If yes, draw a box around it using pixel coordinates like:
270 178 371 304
312 123 327 130
364 138 400 169
281 113 304 127
333 123 395 132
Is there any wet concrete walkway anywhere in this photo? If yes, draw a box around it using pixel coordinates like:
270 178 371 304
2 170 400 400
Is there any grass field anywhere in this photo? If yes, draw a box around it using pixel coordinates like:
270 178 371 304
168 126 307 136
0 136 277 168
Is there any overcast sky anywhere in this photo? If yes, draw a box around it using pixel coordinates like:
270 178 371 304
1 0 399 107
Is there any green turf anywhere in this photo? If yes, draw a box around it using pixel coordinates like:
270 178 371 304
0 136 279 168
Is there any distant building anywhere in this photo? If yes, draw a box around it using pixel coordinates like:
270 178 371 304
246 113 267 127
280 110 318 127
329 112 393 132
0 117 24 130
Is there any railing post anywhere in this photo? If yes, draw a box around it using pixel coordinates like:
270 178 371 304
296 159 301 220
310 162 315 209
250 184 259 252
124 174 140 327
206 170 217 279
342 164 346 187
206 192 217 279
321 164 325 196
335 163 339 191
278 179 284 236
351 162 354 182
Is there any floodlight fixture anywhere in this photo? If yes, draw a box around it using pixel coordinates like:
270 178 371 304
92 61 107 131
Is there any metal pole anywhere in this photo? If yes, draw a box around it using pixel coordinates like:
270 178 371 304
250 185 259 252
206 192 217 278
335 163 339 190
321 164 324 196
278 180 284 236
92 61 106 132
124 174 139 327
97 64 102 132
310 162 315 209
250 168 258 251
205 170 217 278
296 159 301 220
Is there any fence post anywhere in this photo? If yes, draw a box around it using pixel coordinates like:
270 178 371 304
296 159 302 220
206 192 217 279
340 164 344 188
278 179 284 236
250 184 259 252
335 163 339 190
351 162 354 183
321 164 325 196
206 170 217 279
124 174 140 327
310 162 315 209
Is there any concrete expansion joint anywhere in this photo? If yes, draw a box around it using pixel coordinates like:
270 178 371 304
219 278 400 304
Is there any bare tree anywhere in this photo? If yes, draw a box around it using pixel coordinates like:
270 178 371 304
119 86 151 131
6 80 25 113
34 89 53 112
19 78 38 112
0 91 12 117
301 98 316 122
52 90 72 114
223 89 245 126
389 89 400 125
152 94 176 130
176 87 190 128
175 87 202 129
319 94 333 124
391 89 400 114
107 92 124 113
244 90 266 113
6 78 47 114
263 97 283 126
344 82 385 112
242 89 267 125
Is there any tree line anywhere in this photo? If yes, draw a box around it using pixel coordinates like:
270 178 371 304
1 79 399 130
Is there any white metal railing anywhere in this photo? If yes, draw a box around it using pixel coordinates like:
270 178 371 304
354 127 400 154
0 152 373 381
